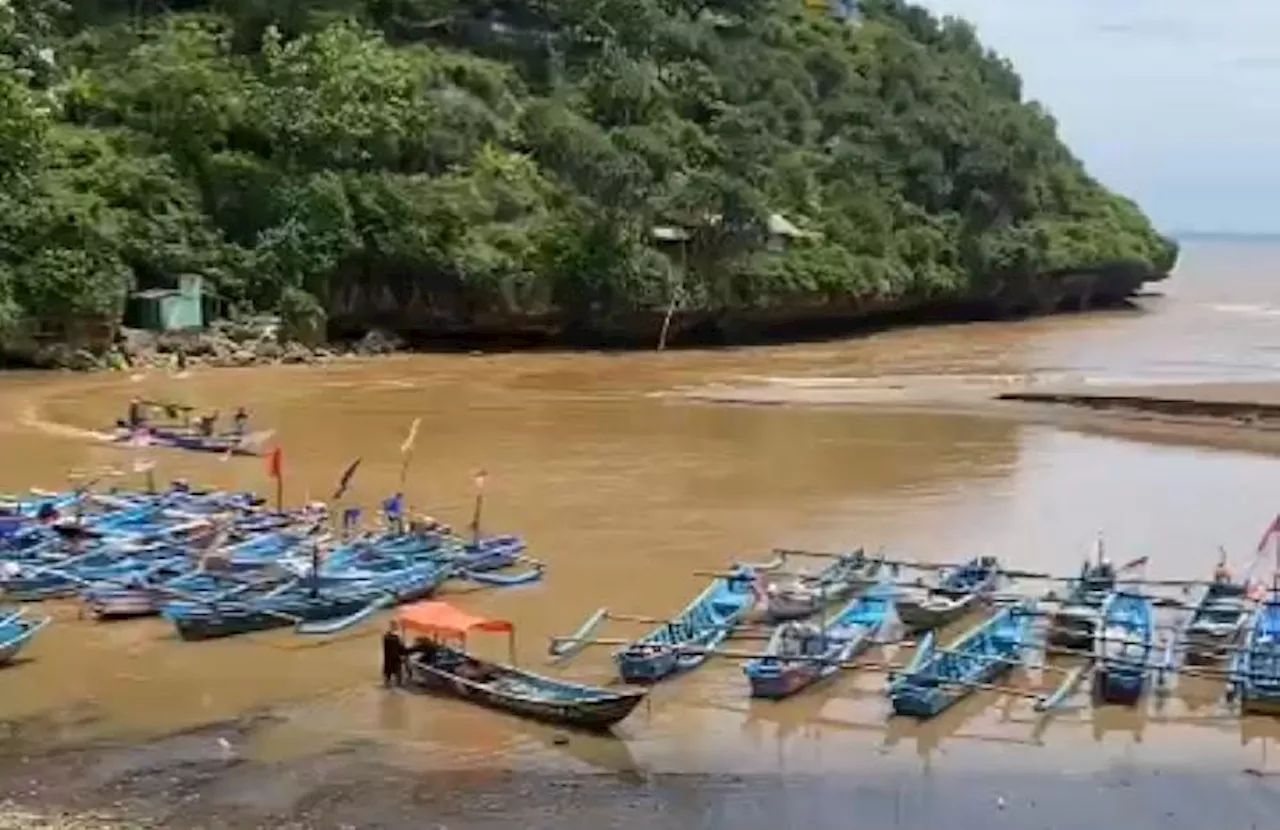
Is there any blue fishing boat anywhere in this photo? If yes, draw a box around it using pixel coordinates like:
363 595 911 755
1229 588 1280 714
1093 590 1154 705
889 601 1037 719
745 582 896 699
161 560 454 641
0 609 50 665
110 426 265 456
895 556 1000 631
613 566 759 683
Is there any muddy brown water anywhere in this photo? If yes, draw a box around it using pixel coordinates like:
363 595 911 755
3 238 1280 828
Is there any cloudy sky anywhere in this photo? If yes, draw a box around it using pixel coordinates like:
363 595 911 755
918 0 1280 234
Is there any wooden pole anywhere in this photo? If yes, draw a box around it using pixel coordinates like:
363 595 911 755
470 470 486 546
398 451 413 492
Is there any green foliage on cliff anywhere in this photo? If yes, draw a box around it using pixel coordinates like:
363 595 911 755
0 0 1178 342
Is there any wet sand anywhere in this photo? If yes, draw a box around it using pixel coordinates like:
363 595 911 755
680 376 1280 456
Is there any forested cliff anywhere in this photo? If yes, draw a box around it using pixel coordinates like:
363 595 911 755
0 0 1178 348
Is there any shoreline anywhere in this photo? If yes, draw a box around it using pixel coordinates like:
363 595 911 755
677 379 1280 457
2 716 1277 830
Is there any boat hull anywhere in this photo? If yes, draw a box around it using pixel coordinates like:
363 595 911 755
407 653 646 731
170 595 375 641
1092 592 1154 706
613 567 757 684
889 603 1033 719
896 594 981 631
0 614 49 665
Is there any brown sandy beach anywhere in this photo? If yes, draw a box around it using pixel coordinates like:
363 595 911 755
3 237 1280 830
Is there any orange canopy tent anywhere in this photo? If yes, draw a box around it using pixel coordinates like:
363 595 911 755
396 601 517 662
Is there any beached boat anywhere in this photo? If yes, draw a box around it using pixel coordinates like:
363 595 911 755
0 609 50 665
110 426 266 457
614 565 759 683
1047 560 1117 650
1182 578 1253 665
895 556 1000 631
400 601 646 731
762 550 882 621
1229 588 1280 714
745 582 896 699
1093 590 1154 705
889 601 1036 718
162 560 454 641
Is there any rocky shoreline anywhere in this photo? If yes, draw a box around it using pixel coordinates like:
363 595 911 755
5 323 407 373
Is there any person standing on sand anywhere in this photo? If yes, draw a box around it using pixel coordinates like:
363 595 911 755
382 622 406 687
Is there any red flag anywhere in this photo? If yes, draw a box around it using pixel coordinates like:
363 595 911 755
1256 514 1280 554
266 446 283 480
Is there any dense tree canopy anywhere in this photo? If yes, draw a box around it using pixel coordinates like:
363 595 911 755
0 0 1178 345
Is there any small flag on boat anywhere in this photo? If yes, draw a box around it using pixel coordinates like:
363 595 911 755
342 507 362 530
383 493 404 519
1256 514 1280 555
400 417 421 456
266 446 283 480
473 469 487 491
332 458 362 500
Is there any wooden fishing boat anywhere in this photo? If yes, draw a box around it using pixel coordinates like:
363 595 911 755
1182 577 1253 665
762 549 882 621
889 601 1036 719
745 581 896 699
0 609 50 665
110 426 266 457
400 601 646 731
1229 588 1280 715
1093 590 1154 705
614 565 759 683
1047 559 1117 650
895 555 1000 631
162 560 454 641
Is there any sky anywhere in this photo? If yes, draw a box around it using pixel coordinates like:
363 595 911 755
918 0 1280 235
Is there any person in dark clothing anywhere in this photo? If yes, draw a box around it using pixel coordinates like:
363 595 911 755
231 407 248 436
382 622 406 687
127 398 145 430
